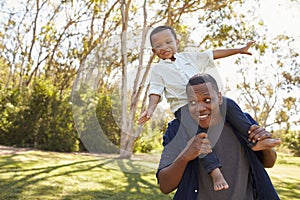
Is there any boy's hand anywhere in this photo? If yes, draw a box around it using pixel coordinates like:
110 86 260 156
240 40 256 55
137 110 153 125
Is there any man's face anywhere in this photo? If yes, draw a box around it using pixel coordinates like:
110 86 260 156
151 29 179 60
187 83 223 129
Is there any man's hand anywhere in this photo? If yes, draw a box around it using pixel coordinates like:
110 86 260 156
248 124 281 151
248 124 271 143
179 133 212 162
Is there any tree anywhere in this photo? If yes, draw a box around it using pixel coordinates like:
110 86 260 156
117 0 247 158
3 0 298 157
222 2 300 133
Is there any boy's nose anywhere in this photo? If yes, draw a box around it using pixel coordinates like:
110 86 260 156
158 44 169 51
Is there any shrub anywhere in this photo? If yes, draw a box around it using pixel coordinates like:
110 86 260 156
283 130 300 156
0 78 79 152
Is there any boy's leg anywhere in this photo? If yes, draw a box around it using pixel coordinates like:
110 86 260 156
202 153 229 191
175 105 228 191
175 105 222 168
221 97 256 147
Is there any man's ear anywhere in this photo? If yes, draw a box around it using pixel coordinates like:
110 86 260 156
218 92 223 105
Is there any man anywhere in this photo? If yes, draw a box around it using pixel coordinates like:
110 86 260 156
156 73 281 199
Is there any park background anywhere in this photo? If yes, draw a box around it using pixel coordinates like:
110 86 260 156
0 0 299 199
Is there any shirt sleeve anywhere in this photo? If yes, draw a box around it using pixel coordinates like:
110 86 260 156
182 50 215 72
156 119 180 181
148 65 164 96
195 50 215 70
157 119 185 171
244 112 259 125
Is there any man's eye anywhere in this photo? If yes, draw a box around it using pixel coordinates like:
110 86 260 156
189 100 196 105
205 98 211 103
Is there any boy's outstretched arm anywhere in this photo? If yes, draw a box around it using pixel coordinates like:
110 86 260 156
137 94 160 125
213 41 255 59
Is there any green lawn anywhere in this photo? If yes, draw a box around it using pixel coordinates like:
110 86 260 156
266 154 300 200
0 147 299 200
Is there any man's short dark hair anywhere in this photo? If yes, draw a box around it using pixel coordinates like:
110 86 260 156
186 73 219 93
150 25 177 47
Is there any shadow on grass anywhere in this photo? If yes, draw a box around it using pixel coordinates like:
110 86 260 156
0 153 172 200
0 155 107 199
272 177 300 200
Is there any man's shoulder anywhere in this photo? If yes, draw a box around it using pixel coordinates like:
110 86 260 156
162 118 181 146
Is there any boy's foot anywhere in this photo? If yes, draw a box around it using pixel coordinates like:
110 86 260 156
211 168 229 191
251 138 281 151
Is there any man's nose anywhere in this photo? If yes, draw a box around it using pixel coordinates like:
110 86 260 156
196 102 206 111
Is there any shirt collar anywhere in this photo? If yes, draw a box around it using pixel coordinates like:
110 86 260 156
160 54 178 63
159 53 191 66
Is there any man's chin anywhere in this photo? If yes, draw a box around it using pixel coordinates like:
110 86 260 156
198 121 210 129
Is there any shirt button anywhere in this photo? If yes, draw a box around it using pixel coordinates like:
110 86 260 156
194 189 198 193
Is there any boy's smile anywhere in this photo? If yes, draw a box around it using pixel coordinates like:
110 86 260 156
151 29 179 60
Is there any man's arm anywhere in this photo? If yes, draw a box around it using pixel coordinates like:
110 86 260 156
158 133 211 194
213 41 255 59
260 148 278 168
137 94 160 125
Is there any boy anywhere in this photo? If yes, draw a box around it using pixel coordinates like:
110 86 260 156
138 25 258 191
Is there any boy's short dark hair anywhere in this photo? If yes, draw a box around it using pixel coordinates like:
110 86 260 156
186 73 219 93
150 25 177 47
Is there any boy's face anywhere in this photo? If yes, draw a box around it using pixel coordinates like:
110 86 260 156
151 29 179 60
187 83 223 129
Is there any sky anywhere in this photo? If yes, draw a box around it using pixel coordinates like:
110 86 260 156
216 0 300 89
259 0 300 38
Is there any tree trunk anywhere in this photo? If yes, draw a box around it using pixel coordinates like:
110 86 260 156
119 0 130 158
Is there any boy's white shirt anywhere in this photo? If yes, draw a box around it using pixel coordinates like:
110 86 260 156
149 50 223 113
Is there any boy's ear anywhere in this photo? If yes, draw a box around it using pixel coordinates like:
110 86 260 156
176 39 180 47
152 48 158 55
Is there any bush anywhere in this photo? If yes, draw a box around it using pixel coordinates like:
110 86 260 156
283 130 300 156
0 78 79 152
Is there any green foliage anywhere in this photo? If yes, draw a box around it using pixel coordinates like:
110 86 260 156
0 87 28 145
134 118 168 153
96 90 121 146
0 78 78 152
283 130 300 156
72 83 120 154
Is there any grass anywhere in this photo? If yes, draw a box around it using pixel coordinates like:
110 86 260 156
266 153 300 200
0 147 299 200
